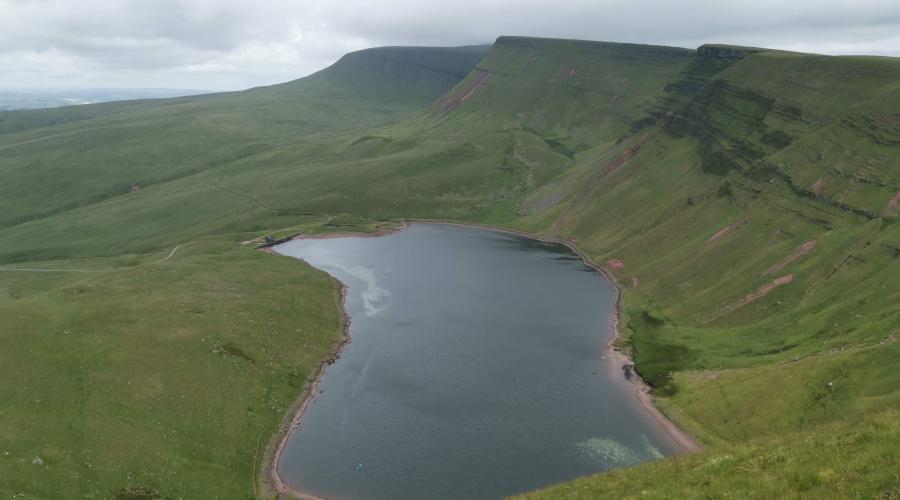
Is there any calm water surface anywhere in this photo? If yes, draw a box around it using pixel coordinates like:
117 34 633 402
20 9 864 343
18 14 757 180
275 224 680 499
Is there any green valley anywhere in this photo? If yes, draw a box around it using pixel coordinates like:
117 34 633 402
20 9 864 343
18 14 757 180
1 35 898 498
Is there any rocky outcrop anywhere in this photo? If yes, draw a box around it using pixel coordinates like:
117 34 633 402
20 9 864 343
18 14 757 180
697 44 765 60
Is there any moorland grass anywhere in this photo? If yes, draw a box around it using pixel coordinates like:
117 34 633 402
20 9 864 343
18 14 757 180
1 240 343 498
0 37 898 498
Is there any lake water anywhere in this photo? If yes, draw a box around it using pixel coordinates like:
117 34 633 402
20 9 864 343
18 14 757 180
275 224 680 499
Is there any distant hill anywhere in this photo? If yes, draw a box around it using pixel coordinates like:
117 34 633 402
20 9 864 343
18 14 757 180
0 88 215 110
0 44 490 234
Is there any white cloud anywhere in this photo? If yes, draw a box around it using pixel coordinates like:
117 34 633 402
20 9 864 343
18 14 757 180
1 0 898 90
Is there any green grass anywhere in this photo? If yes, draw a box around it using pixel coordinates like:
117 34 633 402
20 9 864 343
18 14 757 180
0 36 898 498
0 44 489 231
0 239 344 498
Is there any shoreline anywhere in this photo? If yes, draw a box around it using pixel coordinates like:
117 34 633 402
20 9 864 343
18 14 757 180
261 219 700 499
287 223 407 241
260 279 351 500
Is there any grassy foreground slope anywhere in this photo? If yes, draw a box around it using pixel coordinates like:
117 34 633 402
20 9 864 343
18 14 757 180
1 240 343 498
0 36 898 498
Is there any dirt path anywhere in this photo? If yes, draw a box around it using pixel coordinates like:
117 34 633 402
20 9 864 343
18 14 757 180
154 244 182 263
213 182 275 213
240 215 339 246
0 267 92 272
0 244 180 274
0 125 117 152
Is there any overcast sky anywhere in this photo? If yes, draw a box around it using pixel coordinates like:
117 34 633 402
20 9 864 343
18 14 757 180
3 0 900 91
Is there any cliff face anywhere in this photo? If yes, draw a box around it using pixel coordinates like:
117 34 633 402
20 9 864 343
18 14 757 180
301 45 491 105
432 35 694 145
697 44 766 59
495 35 695 60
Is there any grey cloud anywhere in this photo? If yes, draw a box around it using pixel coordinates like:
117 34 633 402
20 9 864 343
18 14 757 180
1 0 898 90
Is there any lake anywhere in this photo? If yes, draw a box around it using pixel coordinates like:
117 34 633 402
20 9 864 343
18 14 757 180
274 223 681 499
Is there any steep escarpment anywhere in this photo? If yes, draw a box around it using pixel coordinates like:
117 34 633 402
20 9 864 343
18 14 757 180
432 36 693 143
512 43 900 453
473 41 899 498
696 43 768 59
298 44 491 105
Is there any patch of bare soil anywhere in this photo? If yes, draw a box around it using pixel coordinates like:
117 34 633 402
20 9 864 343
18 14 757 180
882 191 900 216
435 70 491 113
763 240 817 275
811 178 824 194
720 274 795 315
606 134 648 174
707 220 747 242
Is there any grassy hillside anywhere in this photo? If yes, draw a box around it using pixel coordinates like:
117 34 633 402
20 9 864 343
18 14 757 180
506 41 900 498
0 44 488 233
0 36 898 498
1 240 343 498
